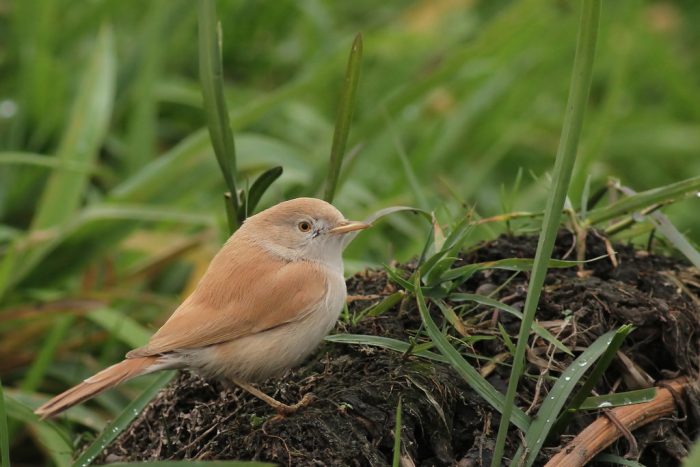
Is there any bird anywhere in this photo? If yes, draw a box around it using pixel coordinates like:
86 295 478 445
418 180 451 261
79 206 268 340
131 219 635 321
35 197 369 418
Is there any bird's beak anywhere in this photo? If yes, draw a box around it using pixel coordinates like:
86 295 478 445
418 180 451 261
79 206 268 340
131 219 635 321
328 220 371 234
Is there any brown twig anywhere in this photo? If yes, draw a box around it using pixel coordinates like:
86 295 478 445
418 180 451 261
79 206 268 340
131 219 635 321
545 377 688 467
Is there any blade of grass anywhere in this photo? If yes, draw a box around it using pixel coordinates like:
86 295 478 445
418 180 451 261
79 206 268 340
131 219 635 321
6 388 105 430
325 334 447 363
0 151 94 173
9 203 215 287
577 388 656 411
497 323 516 355
434 299 468 336
614 184 700 269
551 324 633 434
0 246 16 300
383 265 415 292
324 33 362 203
392 397 403 467
383 107 429 210
1 25 115 298
441 256 594 283
4 394 72 467
198 0 239 232
20 316 75 390
515 326 630 467
85 308 152 349
415 275 530 431
5 314 76 439
580 174 592 219
420 216 474 284
0 378 10 467
416 215 438 267
73 371 175 467
451 293 572 356
29 25 115 231
352 290 404 324
6 25 116 301
244 166 283 217
647 213 700 270
492 1 601 464
122 0 171 175
585 175 700 226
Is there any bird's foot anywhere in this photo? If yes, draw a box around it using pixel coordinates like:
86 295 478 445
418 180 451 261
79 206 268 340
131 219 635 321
272 393 316 416
232 378 315 418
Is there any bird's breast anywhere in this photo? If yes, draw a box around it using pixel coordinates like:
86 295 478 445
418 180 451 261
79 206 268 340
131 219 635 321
188 266 347 382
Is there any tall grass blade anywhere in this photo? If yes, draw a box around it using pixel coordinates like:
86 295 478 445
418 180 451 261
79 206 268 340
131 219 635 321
4 24 116 298
415 275 530 431
324 33 363 203
492 2 601 464
29 25 115 231
122 0 173 175
73 371 175 467
20 315 75 392
198 0 239 232
383 108 429 210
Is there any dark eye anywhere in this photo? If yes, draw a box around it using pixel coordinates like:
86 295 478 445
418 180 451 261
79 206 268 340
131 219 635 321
298 221 312 232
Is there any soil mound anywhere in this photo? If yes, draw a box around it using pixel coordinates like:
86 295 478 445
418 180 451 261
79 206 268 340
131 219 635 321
98 233 700 466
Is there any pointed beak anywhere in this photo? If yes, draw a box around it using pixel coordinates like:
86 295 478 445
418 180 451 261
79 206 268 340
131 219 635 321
328 220 371 235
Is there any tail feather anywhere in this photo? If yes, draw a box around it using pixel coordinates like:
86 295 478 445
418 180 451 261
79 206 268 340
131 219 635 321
35 356 158 419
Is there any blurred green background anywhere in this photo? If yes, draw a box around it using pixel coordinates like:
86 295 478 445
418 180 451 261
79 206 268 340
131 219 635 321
0 0 699 463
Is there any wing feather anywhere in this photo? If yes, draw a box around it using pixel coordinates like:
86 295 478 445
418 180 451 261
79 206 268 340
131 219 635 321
127 238 328 358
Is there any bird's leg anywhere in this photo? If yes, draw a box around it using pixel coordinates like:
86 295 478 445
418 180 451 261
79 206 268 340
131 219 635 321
231 378 315 415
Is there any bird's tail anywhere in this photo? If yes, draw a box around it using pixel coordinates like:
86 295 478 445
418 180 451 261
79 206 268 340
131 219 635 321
35 356 159 419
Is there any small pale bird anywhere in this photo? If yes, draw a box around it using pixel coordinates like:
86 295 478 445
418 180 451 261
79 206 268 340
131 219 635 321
35 198 369 418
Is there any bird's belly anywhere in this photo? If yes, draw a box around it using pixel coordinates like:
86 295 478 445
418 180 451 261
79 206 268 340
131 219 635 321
189 271 346 382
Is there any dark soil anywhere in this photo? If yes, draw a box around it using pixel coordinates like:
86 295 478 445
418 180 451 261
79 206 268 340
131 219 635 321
97 232 700 466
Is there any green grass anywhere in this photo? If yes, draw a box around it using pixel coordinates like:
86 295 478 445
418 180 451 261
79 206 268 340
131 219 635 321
1 0 700 464
492 1 601 463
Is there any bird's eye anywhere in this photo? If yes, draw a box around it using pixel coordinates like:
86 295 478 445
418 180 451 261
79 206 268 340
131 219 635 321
298 221 312 232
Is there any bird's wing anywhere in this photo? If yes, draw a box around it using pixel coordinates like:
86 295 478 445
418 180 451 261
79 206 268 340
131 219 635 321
127 258 328 358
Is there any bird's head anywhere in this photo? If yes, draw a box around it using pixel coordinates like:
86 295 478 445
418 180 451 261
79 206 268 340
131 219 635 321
239 198 369 269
